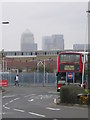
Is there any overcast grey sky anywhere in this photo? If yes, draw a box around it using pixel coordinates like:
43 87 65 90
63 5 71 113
1 2 88 51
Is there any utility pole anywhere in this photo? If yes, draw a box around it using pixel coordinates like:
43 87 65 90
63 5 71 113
1 21 9 72
43 59 45 87
82 9 90 87
87 2 90 89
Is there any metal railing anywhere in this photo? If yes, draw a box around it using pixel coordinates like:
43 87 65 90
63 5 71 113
1 72 57 87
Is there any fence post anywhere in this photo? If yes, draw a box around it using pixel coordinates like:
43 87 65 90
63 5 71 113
46 72 48 86
10 72 11 86
22 72 23 86
34 72 35 85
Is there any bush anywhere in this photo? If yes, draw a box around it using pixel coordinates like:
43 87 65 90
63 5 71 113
0 86 2 90
0 86 5 92
60 84 86 104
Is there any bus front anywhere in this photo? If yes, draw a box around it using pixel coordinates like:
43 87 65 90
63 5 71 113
57 52 83 91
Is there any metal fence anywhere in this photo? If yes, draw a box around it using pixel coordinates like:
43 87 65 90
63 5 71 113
1 72 57 87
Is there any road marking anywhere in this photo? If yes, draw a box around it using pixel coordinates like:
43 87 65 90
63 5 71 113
3 105 5 107
2 95 15 98
5 103 9 105
28 112 45 118
14 98 20 101
9 100 14 103
46 107 60 111
24 94 36 98
14 109 25 113
48 91 58 94
28 99 34 102
4 106 10 110
0 112 5 115
36 95 52 100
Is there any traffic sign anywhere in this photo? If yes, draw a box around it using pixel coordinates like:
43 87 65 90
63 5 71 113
0 80 8 87
67 72 74 81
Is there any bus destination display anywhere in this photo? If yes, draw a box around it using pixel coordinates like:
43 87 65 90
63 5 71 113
64 65 74 70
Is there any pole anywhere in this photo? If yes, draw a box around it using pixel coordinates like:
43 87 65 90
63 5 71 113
73 72 74 83
37 61 39 83
6 59 7 72
34 72 35 85
2 57 4 72
43 59 45 87
66 72 67 83
56 53 58 72
82 53 85 86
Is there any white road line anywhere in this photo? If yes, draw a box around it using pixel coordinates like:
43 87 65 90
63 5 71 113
3 105 5 107
4 106 10 110
14 109 25 113
2 95 15 98
28 112 45 118
5 103 9 105
14 98 20 101
28 99 34 102
0 112 5 115
46 107 60 111
24 94 36 98
9 100 14 103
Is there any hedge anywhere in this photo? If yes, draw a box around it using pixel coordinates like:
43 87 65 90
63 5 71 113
60 84 86 104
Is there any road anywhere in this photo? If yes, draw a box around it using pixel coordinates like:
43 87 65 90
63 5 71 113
2 86 88 119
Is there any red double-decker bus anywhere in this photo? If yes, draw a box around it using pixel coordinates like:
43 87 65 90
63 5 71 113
56 52 84 91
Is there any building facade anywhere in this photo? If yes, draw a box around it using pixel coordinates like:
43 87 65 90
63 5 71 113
42 34 64 50
2 50 57 73
21 29 37 51
73 44 89 51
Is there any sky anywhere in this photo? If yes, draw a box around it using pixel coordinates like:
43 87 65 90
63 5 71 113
0 1 89 51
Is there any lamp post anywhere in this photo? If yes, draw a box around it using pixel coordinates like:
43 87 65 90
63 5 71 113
2 21 9 72
86 6 90 89
1 49 4 72
2 21 9 24
37 60 45 87
81 9 90 87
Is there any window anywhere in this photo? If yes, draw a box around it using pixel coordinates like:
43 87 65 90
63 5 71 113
60 54 80 63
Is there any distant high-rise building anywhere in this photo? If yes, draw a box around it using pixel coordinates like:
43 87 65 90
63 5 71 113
42 34 64 50
73 44 89 51
42 36 52 50
21 29 37 51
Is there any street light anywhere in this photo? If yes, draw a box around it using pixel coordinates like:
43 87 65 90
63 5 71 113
1 21 9 72
37 60 45 87
2 21 9 24
86 10 90 13
81 9 90 87
86 8 90 89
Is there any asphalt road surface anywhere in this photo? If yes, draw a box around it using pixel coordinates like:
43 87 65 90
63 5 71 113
1 86 88 119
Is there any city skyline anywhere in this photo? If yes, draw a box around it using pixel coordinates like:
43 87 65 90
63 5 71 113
1 2 88 51
21 29 37 51
42 34 64 50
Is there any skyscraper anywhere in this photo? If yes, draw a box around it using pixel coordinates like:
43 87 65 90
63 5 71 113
21 29 37 51
42 34 64 50
42 36 52 50
73 44 89 51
